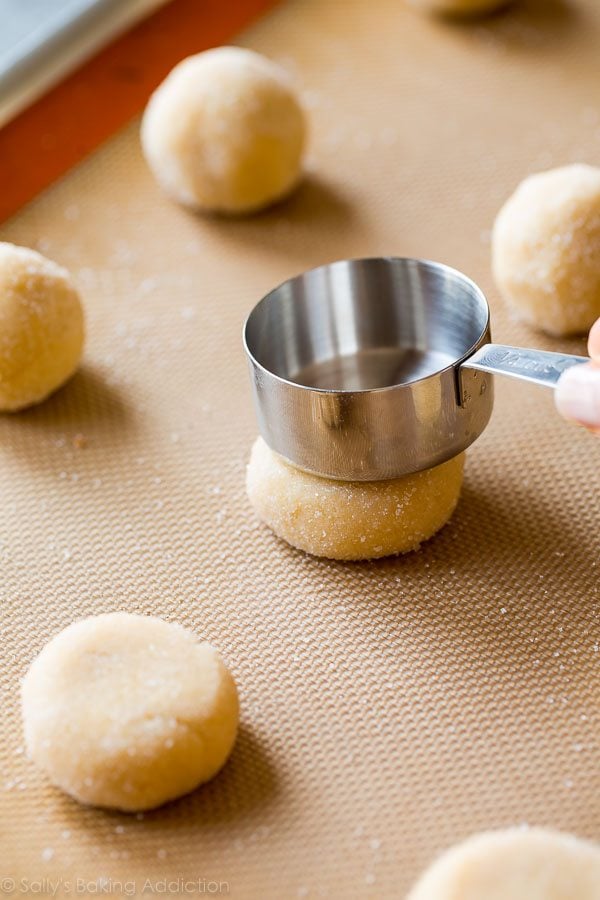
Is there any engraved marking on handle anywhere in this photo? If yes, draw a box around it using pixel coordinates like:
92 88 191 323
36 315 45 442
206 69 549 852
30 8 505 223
478 348 578 378
462 344 589 394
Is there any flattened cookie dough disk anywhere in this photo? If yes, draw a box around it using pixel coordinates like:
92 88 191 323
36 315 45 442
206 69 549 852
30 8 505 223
407 828 600 900
22 613 239 812
246 437 464 560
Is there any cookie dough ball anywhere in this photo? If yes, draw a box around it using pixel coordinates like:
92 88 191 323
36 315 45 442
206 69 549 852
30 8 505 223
407 827 600 900
409 0 510 16
246 437 464 560
141 47 306 214
0 242 84 411
492 164 600 336
22 613 239 812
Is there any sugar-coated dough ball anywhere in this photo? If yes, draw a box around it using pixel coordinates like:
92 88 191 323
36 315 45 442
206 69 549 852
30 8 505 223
246 437 464 560
141 47 306 214
492 164 600 336
22 613 239 812
409 0 510 15
407 827 600 900
0 242 84 411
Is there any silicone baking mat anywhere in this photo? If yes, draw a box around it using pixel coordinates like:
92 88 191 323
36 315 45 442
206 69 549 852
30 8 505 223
0 0 599 896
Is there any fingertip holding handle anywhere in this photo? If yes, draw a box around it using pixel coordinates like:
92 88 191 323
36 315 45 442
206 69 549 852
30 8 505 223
555 361 600 430
588 318 600 360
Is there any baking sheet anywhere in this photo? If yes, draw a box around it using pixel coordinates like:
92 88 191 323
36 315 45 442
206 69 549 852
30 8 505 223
0 0 169 127
0 0 599 896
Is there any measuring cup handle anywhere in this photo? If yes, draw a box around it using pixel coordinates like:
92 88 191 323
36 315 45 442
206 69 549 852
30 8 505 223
461 343 589 389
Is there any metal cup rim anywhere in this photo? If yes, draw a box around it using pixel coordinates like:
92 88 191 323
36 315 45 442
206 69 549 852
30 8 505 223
242 256 491 395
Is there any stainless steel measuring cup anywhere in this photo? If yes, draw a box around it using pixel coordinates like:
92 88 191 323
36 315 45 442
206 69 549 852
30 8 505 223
243 258 589 481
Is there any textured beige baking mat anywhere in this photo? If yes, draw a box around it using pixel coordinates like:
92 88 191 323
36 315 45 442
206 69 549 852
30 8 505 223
1 0 599 896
